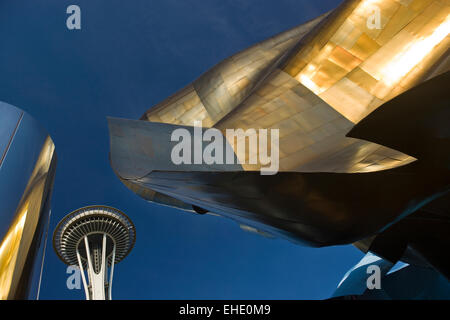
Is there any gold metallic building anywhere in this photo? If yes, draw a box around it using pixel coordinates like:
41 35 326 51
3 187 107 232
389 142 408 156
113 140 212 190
109 0 450 280
0 101 57 299
139 0 449 174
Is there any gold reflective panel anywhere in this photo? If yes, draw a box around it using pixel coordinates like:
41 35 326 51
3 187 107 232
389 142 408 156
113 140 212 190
141 0 449 173
0 204 28 300
286 0 450 122
0 137 56 300
141 13 329 127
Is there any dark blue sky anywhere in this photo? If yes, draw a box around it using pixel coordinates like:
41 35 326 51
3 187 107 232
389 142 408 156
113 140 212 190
0 0 364 299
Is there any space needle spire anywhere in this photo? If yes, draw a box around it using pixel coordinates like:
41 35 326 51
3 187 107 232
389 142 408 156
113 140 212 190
53 206 136 300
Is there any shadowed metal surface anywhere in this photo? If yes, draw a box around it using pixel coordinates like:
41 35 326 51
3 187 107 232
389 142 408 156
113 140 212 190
348 71 450 167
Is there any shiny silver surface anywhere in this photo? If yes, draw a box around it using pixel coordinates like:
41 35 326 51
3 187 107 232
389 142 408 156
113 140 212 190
0 101 57 300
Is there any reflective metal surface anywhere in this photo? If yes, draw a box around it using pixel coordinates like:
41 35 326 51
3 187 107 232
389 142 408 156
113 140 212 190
0 101 57 300
332 252 450 299
140 0 450 174
109 0 450 280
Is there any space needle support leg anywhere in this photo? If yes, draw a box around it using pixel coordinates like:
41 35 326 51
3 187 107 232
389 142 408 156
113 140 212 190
83 235 101 299
84 236 94 279
108 242 116 300
101 234 107 299
84 235 107 300
76 247 90 300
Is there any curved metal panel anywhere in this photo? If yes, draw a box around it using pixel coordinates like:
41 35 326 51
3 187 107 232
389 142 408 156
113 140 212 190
108 0 450 279
0 101 57 300
348 71 450 168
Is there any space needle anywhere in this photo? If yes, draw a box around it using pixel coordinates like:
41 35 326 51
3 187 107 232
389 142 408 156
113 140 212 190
53 206 136 300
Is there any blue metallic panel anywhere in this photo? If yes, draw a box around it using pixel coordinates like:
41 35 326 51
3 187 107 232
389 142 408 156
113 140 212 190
0 101 22 167
0 104 48 240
